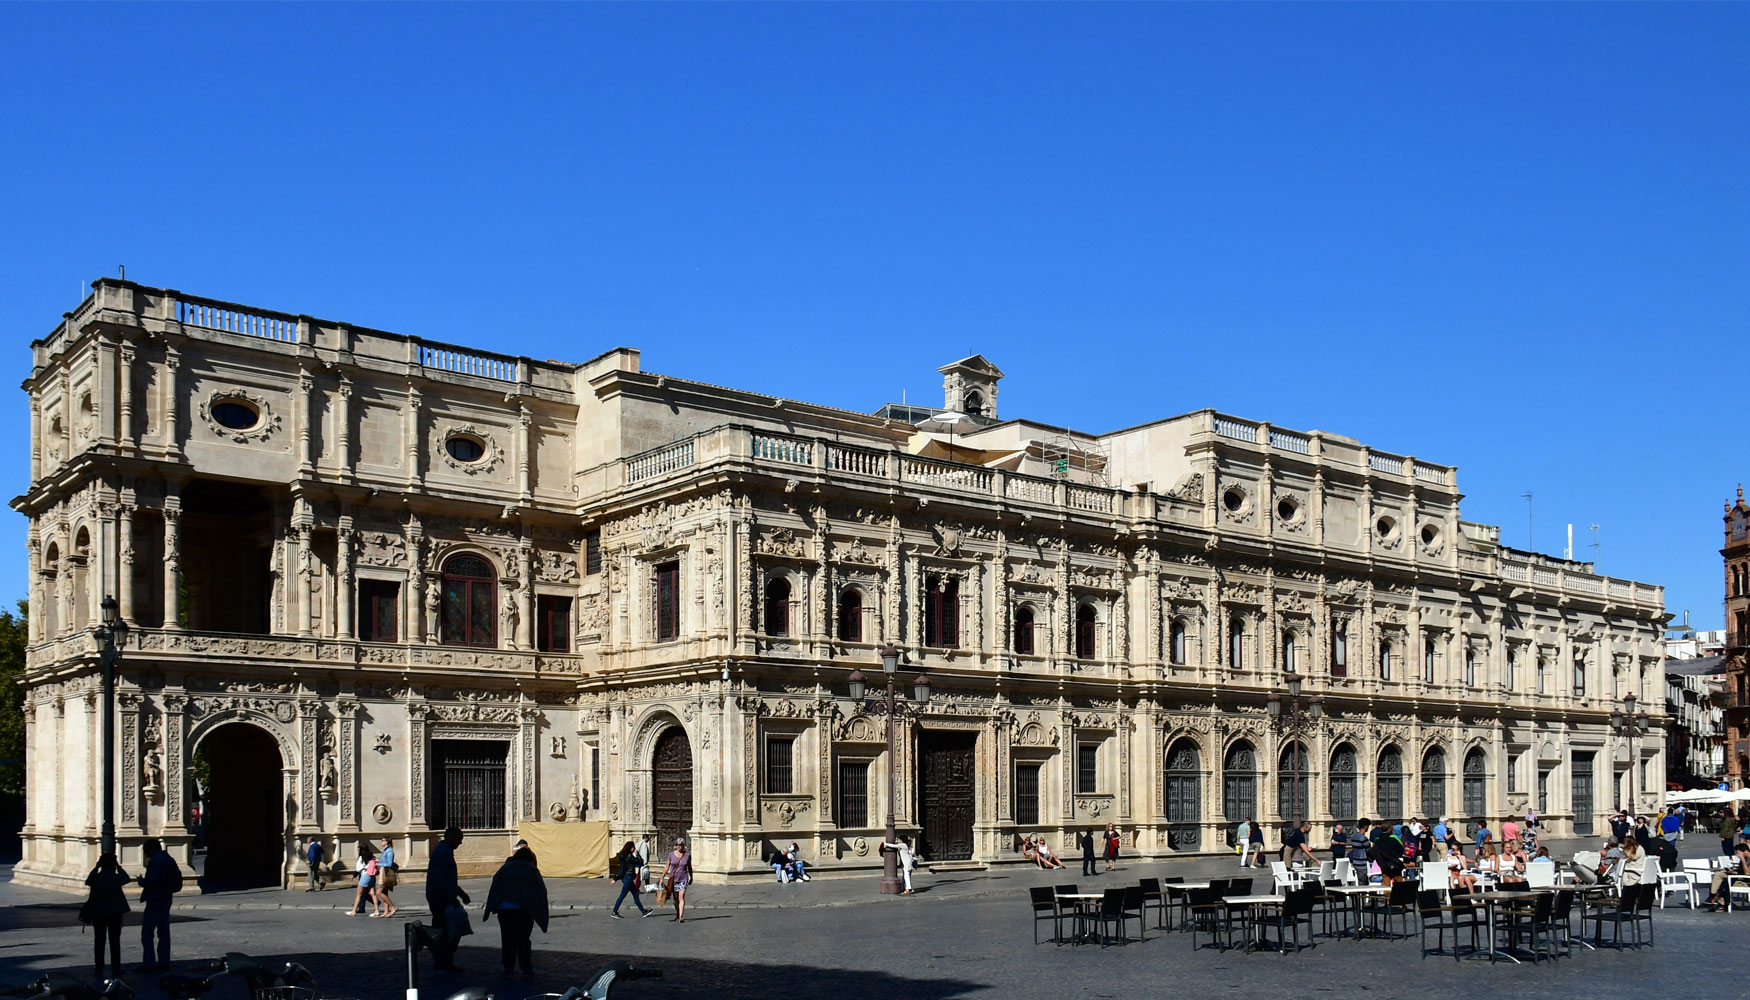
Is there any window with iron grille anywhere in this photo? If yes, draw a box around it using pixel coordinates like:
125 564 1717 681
1377 748 1403 818
1329 746 1358 819
432 739 508 831
1077 743 1099 795
1015 764 1041 825
441 554 496 647
1169 620 1187 665
357 580 399 642
1573 655 1586 697
1331 627 1347 677
656 561 680 640
765 735 794 794
590 744 600 809
536 595 572 652
837 760 869 827
584 531 602 575
1228 618 1246 670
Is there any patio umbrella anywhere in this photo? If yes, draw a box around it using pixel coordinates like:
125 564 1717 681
914 410 977 463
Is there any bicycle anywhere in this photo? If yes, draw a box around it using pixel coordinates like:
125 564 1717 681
158 953 317 1000
440 961 662 1000
1 973 133 1000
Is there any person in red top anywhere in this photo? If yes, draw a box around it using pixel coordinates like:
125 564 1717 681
1501 816 1521 852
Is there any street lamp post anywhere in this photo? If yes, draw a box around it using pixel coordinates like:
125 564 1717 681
847 643 930 895
1610 692 1651 814
1266 670 1323 828
93 595 129 858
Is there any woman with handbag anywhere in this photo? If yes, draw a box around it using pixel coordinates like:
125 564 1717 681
610 842 652 918
82 853 131 980
373 837 400 917
661 839 693 922
1102 824 1120 872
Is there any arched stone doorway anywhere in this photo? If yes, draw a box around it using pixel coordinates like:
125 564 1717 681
197 722 284 889
651 727 694 852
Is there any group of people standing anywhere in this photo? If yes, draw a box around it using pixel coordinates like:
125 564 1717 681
79 839 183 979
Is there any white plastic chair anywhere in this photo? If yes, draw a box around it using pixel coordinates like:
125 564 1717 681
1422 862 1451 897
1525 862 1556 889
1334 858 1356 886
1270 860 1305 893
1315 860 1334 884
1657 868 1696 908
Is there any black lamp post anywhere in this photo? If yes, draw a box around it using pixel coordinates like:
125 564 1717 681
1266 670 1323 827
94 595 129 858
847 642 930 895
1610 692 1651 814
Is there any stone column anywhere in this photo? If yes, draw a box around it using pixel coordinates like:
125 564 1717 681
117 505 135 624
162 504 181 630
119 692 142 836
117 344 135 453
295 525 314 637
335 518 355 641
336 699 359 833
28 398 40 483
297 699 321 828
516 405 532 503
161 692 188 836
519 707 539 822
162 347 181 457
334 378 353 479
404 383 422 492
296 368 314 475
517 545 534 651
407 525 427 645
407 702 429 830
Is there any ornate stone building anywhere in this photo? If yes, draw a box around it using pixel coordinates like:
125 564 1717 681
1720 489 1750 789
14 279 1669 888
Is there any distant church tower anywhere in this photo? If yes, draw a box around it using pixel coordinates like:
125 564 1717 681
938 355 1004 420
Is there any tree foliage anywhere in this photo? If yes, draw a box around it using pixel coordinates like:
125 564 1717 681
0 601 28 795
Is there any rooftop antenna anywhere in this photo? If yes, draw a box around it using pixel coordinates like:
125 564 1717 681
1565 523 1573 561
1589 523 1601 571
118 264 125 280
1521 492 1533 551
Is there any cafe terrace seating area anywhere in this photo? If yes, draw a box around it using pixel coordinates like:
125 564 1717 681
1027 851 1749 962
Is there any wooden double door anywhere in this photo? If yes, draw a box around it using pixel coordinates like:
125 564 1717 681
653 728 694 852
917 731 977 861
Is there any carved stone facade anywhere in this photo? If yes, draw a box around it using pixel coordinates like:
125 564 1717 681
13 281 1669 890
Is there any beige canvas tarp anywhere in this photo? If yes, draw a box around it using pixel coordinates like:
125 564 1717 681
515 821 610 878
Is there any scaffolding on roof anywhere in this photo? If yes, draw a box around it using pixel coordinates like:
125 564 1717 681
1039 433 1109 486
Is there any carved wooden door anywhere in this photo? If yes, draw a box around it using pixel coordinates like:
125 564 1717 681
918 732 976 861
652 728 694 851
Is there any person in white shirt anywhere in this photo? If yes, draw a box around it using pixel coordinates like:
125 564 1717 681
882 836 920 894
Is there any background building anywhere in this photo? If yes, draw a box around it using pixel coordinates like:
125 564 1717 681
1721 489 1750 789
13 279 1669 889
1664 625 1725 789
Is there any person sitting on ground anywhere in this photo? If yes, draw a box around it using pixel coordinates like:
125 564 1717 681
771 847 797 883
1034 836 1067 870
781 842 810 882
1021 835 1039 866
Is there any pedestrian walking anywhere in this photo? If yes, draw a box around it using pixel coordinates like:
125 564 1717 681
1719 810 1741 858
350 841 379 917
81 852 131 981
1076 828 1098 876
426 827 472 975
636 834 654 892
1235 819 1253 867
1103 823 1120 872
483 846 548 978
662 839 694 922
882 835 919 895
610 842 652 918
374 837 399 917
1247 818 1266 868
135 838 182 973
305 838 326 892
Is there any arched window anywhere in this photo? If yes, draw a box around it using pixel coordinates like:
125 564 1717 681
1169 619 1187 665
1223 741 1258 825
1229 617 1246 670
1075 604 1098 659
71 527 91 629
1013 606 1035 655
1536 656 1548 695
1379 638 1394 680
1464 647 1477 688
1277 741 1309 821
1283 628 1301 674
441 554 497 647
1423 636 1438 684
836 587 862 642
1572 654 1587 697
764 577 791 637
1331 623 1349 678
41 541 60 637
963 390 984 417
1505 648 1517 691
1329 744 1358 820
1165 738 1202 851
1463 748 1487 818
1377 747 1403 819
1421 747 1448 818
924 575 959 648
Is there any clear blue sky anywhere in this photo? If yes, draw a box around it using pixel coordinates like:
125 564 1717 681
1 3 1742 629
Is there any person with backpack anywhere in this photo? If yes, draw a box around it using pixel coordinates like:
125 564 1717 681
610 842 652 918
136 839 182 972
483 846 549 978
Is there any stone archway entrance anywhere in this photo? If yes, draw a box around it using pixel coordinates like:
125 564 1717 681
197 722 284 889
652 728 694 852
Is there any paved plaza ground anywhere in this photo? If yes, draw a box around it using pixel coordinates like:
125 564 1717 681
1 837 1742 1000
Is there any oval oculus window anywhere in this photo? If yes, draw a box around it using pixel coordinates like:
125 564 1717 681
446 434 487 463
211 399 260 431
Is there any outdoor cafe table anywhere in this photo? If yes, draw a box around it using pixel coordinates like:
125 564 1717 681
1572 883 1614 950
1327 884 1388 938
1056 892 1107 945
1221 894 1287 951
1165 882 1212 930
1471 889 1544 964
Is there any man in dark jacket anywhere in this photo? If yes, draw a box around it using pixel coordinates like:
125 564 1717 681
305 838 326 892
426 827 471 974
1077 829 1098 876
136 839 182 972
483 847 548 978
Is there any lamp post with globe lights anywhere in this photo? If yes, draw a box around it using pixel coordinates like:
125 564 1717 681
1610 693 1652 814
847 643 930 895
94 595 129 857
1267 670 1323 828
